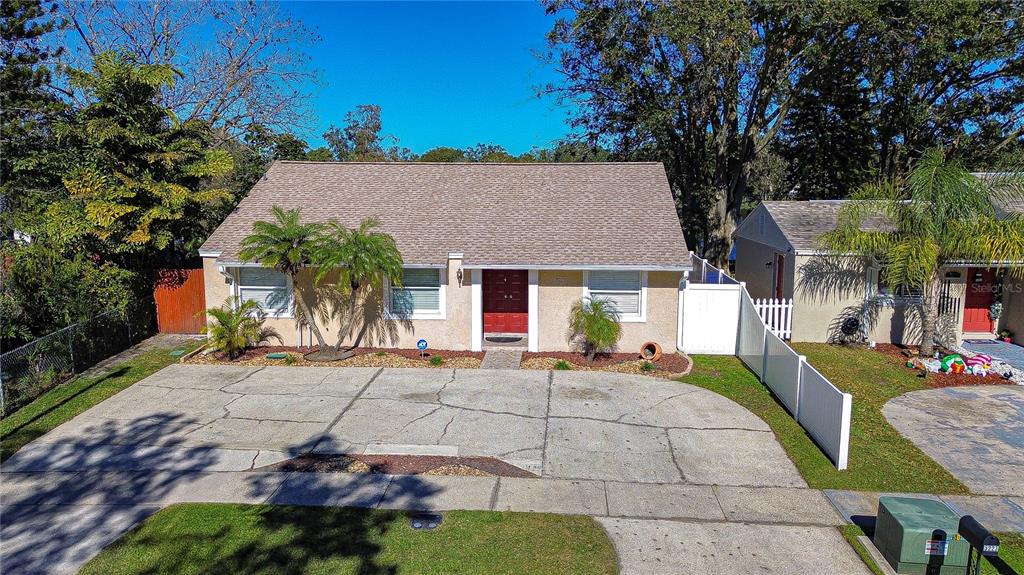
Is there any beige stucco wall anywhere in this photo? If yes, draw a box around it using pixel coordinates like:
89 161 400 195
536 270 681 353
1000 276 1024 343
203 259 679 352
202 257 471 349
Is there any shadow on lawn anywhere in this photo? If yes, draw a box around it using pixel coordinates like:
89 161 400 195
2 417 442 575
0 367 130 461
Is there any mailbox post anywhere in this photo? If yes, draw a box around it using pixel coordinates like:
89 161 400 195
957 515 999 575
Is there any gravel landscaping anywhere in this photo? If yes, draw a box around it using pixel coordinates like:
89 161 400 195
185 346 484 369
521 351 691 378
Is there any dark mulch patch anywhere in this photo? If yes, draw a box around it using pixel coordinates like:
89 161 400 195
259 453 538 478
873 343 1015 388
520 351 691 373
213 346 484 363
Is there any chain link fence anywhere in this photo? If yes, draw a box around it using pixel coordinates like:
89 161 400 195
0 306 155 416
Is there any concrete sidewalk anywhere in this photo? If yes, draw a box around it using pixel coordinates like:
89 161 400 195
825 489 1024 533
1 469 864 575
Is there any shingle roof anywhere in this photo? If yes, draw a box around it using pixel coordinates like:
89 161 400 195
200 161 690 269
761 200 890 252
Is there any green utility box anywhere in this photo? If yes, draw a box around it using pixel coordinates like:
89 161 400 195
874 497 970 574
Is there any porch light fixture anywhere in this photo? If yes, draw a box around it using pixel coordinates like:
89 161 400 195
456 266 464 286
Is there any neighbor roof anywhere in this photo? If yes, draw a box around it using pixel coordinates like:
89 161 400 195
200 161 690 270
758 200 890 253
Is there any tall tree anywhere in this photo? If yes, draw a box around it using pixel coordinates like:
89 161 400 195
323 105 412 162
857 1 1024 178
545 0 852 266
821 149 1024 356
60 0 320 135
0 0 64 238
418 146 466 162
48 52 233 262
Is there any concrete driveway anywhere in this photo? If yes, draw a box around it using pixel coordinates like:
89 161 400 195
884 385 1024 497
10 364 805 486
2 364 873 574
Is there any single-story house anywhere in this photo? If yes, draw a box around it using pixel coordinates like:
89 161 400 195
732 199 1024 345
199 161 691 352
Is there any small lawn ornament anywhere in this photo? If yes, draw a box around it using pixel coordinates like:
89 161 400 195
941 354 966 374
965 354 992 377
922 358 943 373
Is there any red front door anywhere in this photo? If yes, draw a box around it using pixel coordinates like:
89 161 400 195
483 270 528 333
963 267 996 333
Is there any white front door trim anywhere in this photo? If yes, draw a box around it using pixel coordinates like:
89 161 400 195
528 269 539 352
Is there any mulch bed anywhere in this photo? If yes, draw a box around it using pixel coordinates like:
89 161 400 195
258 453 538 478
873 343 1016 388
520 351 691 378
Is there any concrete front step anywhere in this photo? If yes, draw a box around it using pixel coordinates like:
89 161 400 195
480 349 523 369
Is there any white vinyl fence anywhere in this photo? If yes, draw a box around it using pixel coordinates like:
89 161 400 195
753 297 793 340
737 288 852 470
682 254 853 470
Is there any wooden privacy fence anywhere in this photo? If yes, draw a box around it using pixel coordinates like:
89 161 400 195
753 297 794 340
153 268 206 333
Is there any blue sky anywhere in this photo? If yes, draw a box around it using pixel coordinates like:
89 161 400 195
281 1 574 154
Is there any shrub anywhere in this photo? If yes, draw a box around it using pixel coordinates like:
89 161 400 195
375 351 388 357
202 298 280 359
282 354 297 365
568 297 622 362
429 355 444 366
554 359 572 370
640 360 655 372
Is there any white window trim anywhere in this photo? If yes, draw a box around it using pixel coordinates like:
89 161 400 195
583 270 647 323
232 267 294 319
384 268 447 320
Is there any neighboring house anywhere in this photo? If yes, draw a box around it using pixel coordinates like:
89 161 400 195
199 161 691 352
733 199 1024 345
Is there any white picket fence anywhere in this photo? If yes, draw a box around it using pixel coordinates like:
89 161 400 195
753 297 793 340
683 255 853 470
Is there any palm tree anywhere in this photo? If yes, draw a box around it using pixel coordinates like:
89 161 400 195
568 297 623 362
238 206 329 350
821 149 1024 356
203 298 280 359
315 217 403 354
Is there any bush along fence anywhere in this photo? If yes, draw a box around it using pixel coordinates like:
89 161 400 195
682 255 852 470
0 306 155 416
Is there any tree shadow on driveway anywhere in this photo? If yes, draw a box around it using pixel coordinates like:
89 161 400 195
2 420 442 575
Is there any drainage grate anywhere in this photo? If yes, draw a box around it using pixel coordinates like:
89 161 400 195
410 513 443 530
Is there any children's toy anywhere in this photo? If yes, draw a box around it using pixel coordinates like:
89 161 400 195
922 358 942 373
965 354 992 370
940 354 966 374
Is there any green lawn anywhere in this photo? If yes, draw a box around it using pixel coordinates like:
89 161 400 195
0 341 198 461
679 346 968 493
79 503 619 575
841 525 1024 575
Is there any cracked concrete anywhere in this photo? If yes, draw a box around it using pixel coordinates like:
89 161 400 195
2 363 862 575
7 364 803 488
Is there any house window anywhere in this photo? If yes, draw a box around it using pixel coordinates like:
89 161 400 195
236 267 291 316
587 270 646 322
867 266 923 305
389 268 444 318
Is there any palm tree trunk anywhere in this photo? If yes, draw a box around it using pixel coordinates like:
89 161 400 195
919 275 942 357
292 276 328 350
334 288 360 352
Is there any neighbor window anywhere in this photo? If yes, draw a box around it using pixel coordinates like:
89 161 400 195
867 266 922 305
236 267 291 316
587 270 645 321
389 268 443 317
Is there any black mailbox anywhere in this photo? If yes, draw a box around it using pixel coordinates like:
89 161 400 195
958 515 999 557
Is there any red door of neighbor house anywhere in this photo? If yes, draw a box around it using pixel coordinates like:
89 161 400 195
963 267 995 333
774 253 785 299
153 268 207 333
483 270 528 333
